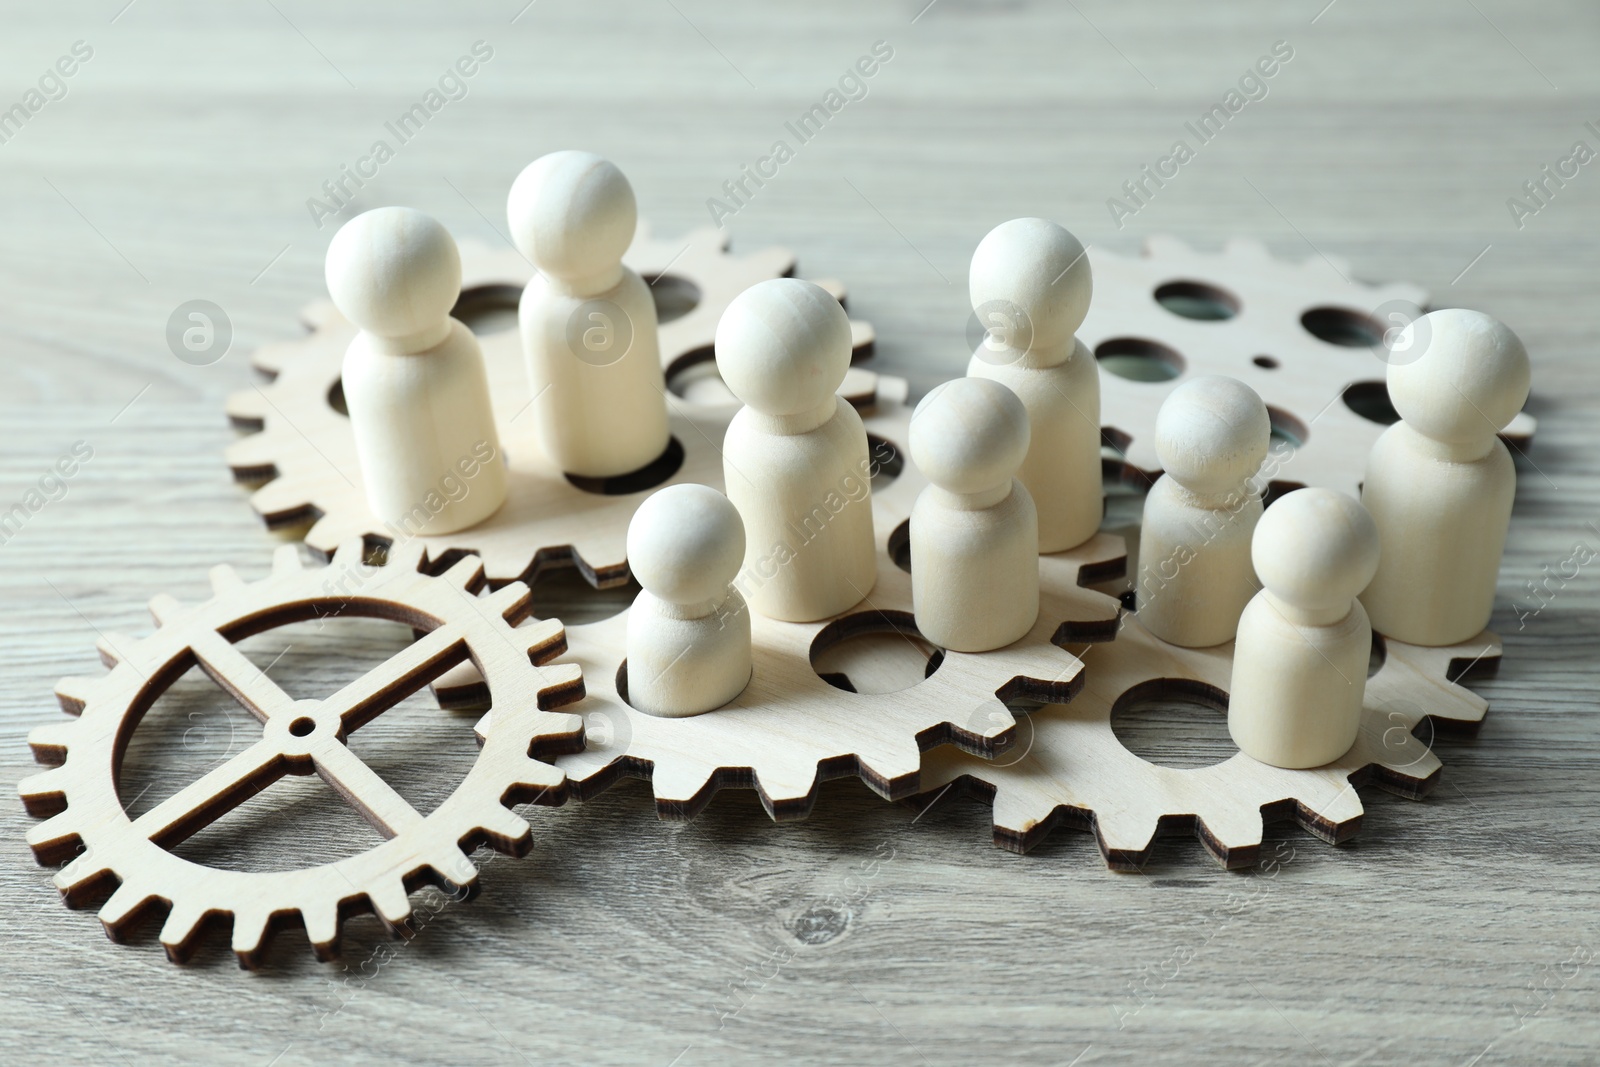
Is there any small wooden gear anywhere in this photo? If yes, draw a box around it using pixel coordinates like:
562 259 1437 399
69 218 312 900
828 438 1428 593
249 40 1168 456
1086 235 1537 497
225 225 878 587
19 540 585 967
916 613 1500 870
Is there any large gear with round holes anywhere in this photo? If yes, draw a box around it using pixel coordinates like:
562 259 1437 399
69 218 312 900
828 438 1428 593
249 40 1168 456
916 612 1501 870
1083 235 1537 497
431 396 1128 820
224 225 878 587
18 539 585 967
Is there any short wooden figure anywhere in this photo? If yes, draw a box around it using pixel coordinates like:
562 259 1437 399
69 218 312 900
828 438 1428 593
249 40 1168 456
625 483 752 717
1138 375 1271 647
909 377 1039 652
716 278 878 622
1359 309 1530 646
1229 488 1380 769
507 150 671 478
966 217 1101 553
325 206 508 535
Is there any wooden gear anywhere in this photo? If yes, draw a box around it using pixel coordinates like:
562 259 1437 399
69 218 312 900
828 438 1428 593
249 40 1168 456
917 612 1499 870
18 540 585 967
1086 235 1537 497
226 225 877 587
432 396 1126 819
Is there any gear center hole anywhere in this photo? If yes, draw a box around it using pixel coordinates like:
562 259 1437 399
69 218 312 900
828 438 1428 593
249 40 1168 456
288 716 317 737
810 610 943 695
1109 678 1236 769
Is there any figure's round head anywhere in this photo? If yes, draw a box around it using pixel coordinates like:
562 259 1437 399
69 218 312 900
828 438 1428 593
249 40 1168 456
1154 375 1271 496
714 278 852 417
627 483 746 606
910 377 1030 496
1388 309 1530 448
969 218 1092 353
506 151 636 281
325 207 461 339
1252 488 1379 615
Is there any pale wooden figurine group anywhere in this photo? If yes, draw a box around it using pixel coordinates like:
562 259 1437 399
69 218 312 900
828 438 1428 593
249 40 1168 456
324 150 1530 768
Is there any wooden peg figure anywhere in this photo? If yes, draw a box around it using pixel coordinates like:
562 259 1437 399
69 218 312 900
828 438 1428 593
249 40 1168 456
1229 488 1380 769
716 278 878 622
1359 309 1531 646
909 377 1039 652
625 483 752 717
325 206 508 536
1138 375 1271 647
507 150 671 478
966 217 1101 553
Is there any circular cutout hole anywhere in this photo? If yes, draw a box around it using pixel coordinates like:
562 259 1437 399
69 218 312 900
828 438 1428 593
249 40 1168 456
887 519 911 574
645 273 701 325
452 284 523 336
865 434 904 492
1266 406 1309 450
529 563 640 626
1252 355 1279 370
1094 337 1185 382
664 347 737 405
1301 307 1384 348
1110 679 1235 769
1341 380 1400 425
565 436 686 496
810 609 941 695
1154 280 1240 321
289 716 317 737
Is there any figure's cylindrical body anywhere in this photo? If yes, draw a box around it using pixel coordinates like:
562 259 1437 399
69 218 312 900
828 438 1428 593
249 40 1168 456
343 320 507 535
1228 594 1370 768
1138 477 1262 647
519 266 670 478
722 397 877 622
967 339 1101 552
1359 423 1515 645
911 480 1039 652
626 589 752 717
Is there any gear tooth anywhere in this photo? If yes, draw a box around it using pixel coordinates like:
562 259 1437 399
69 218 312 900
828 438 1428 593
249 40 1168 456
208 564 246 596
248 475 316 521
1092 807 1161 862
1223 236 1272 262
27 811 82 859
147 593 185 625
1142 234 1193 259
1502 409 1536 440
651 762 716 813
29 720 79 761
223 433 282 472
483 582 531 620
224 388 269 427
18 768 69 816
810 276 847 302
230 907 273 967
754 763 822 809
442 554 485 588
329 538 367 568
271 543 305 576
368 878 413 932
519 618 567 662
534 663 584 708
1318 251 1354 277
475 805 532 853
159 902 212 963
52 676 98 713
98 883 157 938
385 539 428 574
301 902 342 960
1196 802 1265 866
96 635 136 668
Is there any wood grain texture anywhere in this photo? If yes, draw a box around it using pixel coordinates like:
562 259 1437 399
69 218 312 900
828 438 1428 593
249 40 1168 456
1 1 1598 1064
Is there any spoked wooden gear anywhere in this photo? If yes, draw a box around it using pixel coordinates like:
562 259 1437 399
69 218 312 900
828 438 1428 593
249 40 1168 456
916 613 1500 870
1085 235 1537 498
432 397 1128 821
18 540 585 968
224 226 878 587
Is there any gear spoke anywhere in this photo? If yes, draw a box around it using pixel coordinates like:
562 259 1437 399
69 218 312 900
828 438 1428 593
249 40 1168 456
189 629 299 723
309 736 424 838
322 626 467 733
129 737 286 849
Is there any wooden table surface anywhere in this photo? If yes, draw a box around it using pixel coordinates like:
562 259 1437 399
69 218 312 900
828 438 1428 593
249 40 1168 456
2 1 1596 1063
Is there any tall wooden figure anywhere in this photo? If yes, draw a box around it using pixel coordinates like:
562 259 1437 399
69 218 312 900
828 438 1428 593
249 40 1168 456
966 217 1101 552
716 278 877 622
507 150 671 478
1359 309 1530 646
626 483 752 717
325 206 507 536
1138 375 1271 647
909 377 1039 652
1229 488 1380 769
